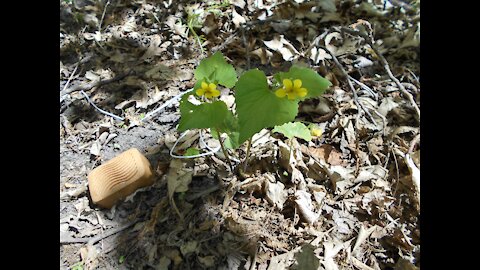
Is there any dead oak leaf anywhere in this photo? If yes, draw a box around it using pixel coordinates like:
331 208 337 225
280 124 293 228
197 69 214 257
308 145 346 166
232 8 246 28
264 35 299 61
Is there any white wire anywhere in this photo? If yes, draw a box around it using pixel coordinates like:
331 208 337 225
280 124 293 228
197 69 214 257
142 88 194 122
170 130 221 159
80 90 125 121
200 129 240 162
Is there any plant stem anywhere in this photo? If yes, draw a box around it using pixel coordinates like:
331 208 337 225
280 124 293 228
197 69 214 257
243 138 252 172
215 128 233 171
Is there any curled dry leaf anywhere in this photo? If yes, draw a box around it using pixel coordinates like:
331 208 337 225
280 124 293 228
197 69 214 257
251 47 273 65
294 244 320 270
232 0 246 9
198 256 215 267
404 153 420 208
378 96 399 117
265 179 288 210
295 190 320 224
202 13 218 35
90 141 102 156
308 144 345 166
324 32 358 56
165 15 187 37
180 241 199 256
309 47 331 64
264 35 299 61
141 35 164 60
352 224 378 255
166 159 193 201
232 8 246 28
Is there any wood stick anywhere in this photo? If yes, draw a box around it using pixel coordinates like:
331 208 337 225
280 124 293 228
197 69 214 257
340 27 420 119
60 221 136 245
61 70 135 97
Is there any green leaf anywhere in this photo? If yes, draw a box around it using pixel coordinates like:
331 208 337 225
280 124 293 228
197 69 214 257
272 122 312 141
185 148 200 156
194 52 237 88
274 66 331 100
119 255 126 264
223 131 240 149
217 111 241 149
71 262 84 270
235 69 298 144
293 244 320 270
178 97 230 131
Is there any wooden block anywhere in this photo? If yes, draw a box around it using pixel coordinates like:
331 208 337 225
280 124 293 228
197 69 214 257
88 148 153 208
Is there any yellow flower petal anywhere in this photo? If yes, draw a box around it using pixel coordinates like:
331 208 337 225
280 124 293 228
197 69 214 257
205 92 213 99
196 88 205 96
311 128 323 137
287 92 296 100
296 88 307 97
201 81 208 89
275 88 286 97
283 79 292 90
208 83 217 91
293 79 302 89
211 89 221 97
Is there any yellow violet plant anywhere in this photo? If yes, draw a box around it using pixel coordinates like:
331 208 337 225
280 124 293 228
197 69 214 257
196 81 220 99
275 79 308 100
178 52 331 158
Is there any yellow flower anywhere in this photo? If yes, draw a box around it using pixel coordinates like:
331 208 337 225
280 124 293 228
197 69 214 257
275 79 307 100
310 127 323 137
196 81 220 99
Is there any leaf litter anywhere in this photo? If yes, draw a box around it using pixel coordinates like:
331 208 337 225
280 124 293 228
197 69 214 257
60 0 420 269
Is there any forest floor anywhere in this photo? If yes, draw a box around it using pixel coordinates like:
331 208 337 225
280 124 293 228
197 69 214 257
60 0 420 269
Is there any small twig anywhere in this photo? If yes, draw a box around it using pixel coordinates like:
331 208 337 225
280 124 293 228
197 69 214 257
185 185 220 202
391 147 401 197
348 75 378 100
408 133 420 154
60 221 136 245
98 0 110 32
249 245 259 270
142 88 194 122
212 32 238 53
341 27 420 119
372 109 387 136
243 138 252 172
240 26 251 69
401 82 419 95
61 55 94 101
318 45 377 125
61 70 135 97
80 90 124 121
215 128 234 172
62 64 79 94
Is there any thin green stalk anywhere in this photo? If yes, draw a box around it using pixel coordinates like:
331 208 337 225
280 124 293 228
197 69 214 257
191 29 205 54
243 138 252 172
215 128 233 171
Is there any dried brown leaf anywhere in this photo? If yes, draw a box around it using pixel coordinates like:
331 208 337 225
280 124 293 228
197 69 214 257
232 8 246 28
265 179 288 210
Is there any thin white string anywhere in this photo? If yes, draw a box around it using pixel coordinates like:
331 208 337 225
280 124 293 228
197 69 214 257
169 130 221 159
142 88 194 122
80 90 124 121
